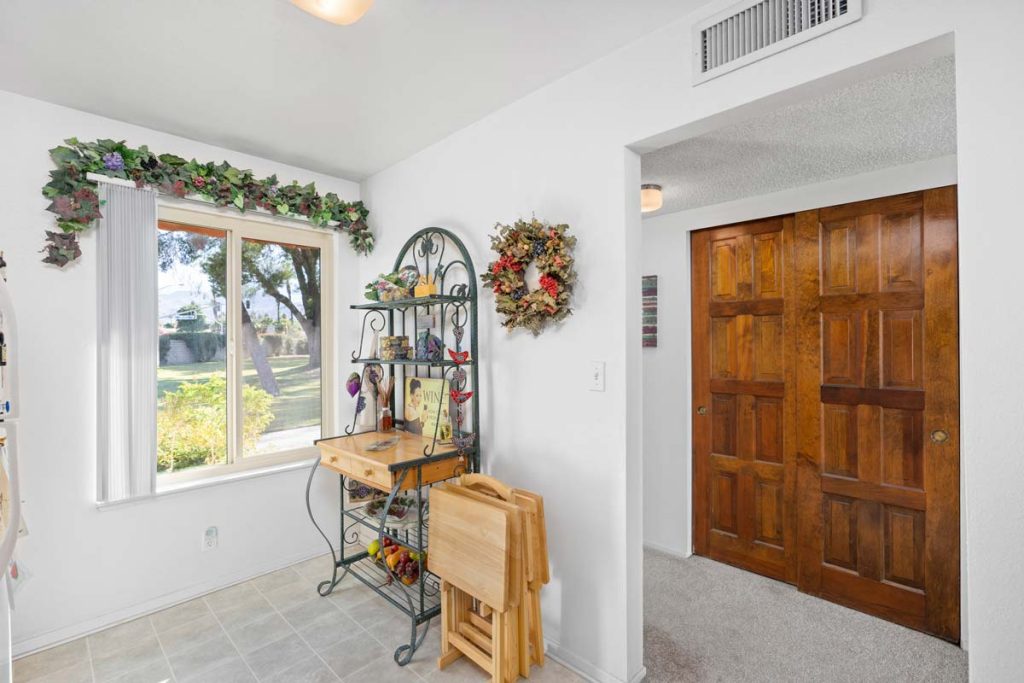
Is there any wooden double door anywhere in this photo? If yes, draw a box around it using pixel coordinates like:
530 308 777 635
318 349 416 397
691 187 960 642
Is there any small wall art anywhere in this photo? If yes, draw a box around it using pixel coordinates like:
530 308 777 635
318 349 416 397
642 275 658 348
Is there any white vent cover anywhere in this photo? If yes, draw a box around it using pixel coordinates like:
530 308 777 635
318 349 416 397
693 0 862 84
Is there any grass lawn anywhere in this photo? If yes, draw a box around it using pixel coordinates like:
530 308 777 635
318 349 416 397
158 355 321 432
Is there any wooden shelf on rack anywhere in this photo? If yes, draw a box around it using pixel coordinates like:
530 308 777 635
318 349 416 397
316 430 465 491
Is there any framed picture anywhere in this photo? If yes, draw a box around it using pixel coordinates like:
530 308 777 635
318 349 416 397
642 275 658 348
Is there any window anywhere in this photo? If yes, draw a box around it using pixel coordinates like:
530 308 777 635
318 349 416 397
155 205 334 487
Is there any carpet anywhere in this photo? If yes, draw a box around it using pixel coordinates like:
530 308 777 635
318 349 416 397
644 549 967 682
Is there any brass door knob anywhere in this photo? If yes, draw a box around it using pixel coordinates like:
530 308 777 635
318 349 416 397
697 406 707 416
930 429 950 444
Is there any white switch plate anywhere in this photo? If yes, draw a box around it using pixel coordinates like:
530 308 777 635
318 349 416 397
589 361 605 392
202 526 218 552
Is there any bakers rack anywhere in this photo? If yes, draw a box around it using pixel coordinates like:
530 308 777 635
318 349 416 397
304 228 480 665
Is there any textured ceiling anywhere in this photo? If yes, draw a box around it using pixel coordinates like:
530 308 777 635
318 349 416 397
641 55 957 216
0 0 707 181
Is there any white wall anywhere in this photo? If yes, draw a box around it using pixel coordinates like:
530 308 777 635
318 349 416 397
0 90 361 656
361 1 1024 680
641 156 959 559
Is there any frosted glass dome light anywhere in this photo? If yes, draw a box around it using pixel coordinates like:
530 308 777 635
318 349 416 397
641 184 663 213
292 0 375 25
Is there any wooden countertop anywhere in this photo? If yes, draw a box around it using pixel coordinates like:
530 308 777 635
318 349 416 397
317 430 461 468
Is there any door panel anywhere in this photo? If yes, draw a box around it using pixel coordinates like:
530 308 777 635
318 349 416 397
794 187 960 641
692 217 798 584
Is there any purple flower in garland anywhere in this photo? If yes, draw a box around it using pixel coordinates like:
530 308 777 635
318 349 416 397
102 152 125 172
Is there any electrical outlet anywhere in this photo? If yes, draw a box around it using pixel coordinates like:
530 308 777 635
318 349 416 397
202 526 218 552
589 361 605 392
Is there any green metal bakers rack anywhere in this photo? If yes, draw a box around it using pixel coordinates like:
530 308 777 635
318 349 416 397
305 227 479 665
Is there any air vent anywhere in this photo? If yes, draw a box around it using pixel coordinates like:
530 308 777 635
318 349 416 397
693 0 862 84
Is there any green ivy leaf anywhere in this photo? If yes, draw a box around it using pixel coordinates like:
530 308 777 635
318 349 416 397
158 153 187 167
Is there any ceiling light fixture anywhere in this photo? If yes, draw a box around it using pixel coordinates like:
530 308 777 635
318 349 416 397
291 0 374 25
640 184 663 213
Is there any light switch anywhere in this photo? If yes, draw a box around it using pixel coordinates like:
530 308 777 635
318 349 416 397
589 361 605 392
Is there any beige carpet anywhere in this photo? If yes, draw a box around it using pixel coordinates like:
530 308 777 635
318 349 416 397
644 549 967 682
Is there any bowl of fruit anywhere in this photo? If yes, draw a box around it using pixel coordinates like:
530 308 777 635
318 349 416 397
367 537 425 586
365 496 415 524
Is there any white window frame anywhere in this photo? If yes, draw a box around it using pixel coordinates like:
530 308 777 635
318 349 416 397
155 202 336 490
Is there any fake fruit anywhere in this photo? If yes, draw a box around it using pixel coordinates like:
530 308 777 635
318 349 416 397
386 550 403 571
374 540 424 585
366 539 380 557
346 372 361 397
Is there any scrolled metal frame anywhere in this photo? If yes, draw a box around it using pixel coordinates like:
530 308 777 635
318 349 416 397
305 227 479 668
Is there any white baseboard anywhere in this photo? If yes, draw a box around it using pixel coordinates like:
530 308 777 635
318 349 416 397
546 640 637 683
643 540 691 559
13 544 329 658
629 666 648 683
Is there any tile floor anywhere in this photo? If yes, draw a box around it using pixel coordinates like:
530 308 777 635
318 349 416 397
14 554 583 683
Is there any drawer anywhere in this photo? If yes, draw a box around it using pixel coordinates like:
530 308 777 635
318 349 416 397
322 452 394 490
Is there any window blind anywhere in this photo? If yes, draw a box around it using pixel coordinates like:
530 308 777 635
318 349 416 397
96 182 158 503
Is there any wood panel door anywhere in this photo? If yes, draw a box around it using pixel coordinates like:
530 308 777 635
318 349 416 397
692 216 798 583
794 187 960 641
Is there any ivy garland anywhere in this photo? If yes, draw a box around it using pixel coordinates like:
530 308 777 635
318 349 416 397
481 218 577 335
40 137 373 266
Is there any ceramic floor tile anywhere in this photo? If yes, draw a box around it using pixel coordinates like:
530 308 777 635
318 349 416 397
528 661 585 683
210 593 274 631
91 637 165 683
290 555 335 583
322 582 377 611
13 640 90 682
241 633 315 680
177 657 254 683
106 658 174 683
204 582 261 614
166 634 240 682
362 612 417 647
296 609 364 655
262 657 339 683
150 599 212 635
261 581 319 612
225 613 292 655
278 597 343 631
317 632 387 680
339 597 392 630
19 661 93 683
87 618 157 660
420 656 487 682
250 568 302 595
157 613 224 657
341 659 422 683
402 627 443 679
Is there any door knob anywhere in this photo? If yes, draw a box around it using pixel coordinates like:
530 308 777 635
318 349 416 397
697 405 707 416
930 429 950 444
